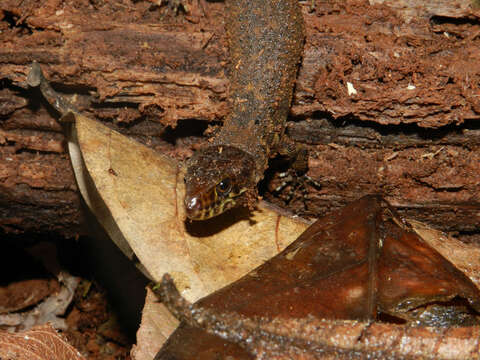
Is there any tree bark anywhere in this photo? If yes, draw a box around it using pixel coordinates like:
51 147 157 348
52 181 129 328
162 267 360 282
0 0 479 240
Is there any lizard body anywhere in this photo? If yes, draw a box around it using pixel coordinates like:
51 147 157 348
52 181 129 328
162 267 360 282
184 0 305 220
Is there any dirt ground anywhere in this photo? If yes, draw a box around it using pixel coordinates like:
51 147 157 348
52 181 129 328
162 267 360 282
0 231 147 358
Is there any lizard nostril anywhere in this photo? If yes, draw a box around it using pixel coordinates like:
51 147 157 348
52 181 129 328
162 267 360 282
185 197 200 211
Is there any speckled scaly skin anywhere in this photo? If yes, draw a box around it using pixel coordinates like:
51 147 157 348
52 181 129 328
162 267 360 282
184 0 304 220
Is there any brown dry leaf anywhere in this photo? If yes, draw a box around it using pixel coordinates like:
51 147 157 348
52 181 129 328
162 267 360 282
192 196 480 322
0 243 60 315
131 288 179 360
0 324 86 360
0 272 79 332
411 220 480 289
154 196 480 359
0 279 58 314
72 112 309 302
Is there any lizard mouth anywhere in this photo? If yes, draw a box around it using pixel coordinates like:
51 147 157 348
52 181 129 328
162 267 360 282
184 187 246 220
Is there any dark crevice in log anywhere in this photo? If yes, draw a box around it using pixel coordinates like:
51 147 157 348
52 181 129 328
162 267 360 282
1 10 34 34
430 15 480 27
160 119 211 143
288 115 480 148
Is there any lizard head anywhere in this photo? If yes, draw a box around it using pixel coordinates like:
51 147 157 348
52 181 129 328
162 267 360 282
184 145 257 220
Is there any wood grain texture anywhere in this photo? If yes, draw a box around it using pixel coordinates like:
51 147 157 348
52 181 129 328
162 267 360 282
1 0 479 239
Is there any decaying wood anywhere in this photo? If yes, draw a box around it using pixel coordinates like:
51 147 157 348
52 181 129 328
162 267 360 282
0 0 479 239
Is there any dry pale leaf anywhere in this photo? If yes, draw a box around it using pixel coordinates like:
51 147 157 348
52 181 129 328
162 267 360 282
73 112 309 302
131 288 179 360
64 115 138 265
0 324 86 360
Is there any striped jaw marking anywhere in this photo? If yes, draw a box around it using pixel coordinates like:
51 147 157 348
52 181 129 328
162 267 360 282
184 145 256 221
185 178 248 220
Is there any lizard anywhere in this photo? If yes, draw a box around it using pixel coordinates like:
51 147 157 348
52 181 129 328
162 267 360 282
26 0 305 222
184 0 305 220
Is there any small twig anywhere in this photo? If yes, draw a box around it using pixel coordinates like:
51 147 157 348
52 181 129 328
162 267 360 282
27 61 79 119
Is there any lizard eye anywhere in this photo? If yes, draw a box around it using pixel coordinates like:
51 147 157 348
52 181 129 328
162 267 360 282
216 178 232 195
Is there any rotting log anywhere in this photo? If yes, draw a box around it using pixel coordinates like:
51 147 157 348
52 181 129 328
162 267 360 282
0 0 479 241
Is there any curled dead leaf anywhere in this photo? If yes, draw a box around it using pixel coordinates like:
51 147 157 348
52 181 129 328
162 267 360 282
70 108 309 301
153 196 480 359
